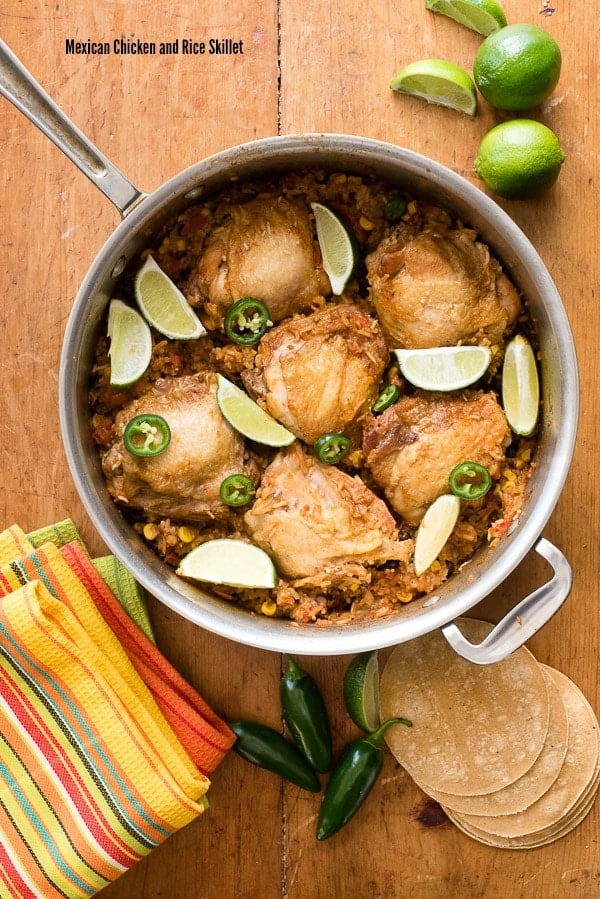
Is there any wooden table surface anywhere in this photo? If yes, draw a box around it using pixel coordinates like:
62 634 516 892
1 1 598 896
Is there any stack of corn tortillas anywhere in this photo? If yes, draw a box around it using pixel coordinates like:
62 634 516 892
380 618 599 849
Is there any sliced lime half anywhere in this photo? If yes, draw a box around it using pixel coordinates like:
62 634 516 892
425 0 507 36
311 202 359 295
177 538 278 589
413 494 461 576
394 345 492 391
135 254 206 340
502 334 540 436
343 651 381 732
107 299 152 388
216 375 296 447
390 59 477 116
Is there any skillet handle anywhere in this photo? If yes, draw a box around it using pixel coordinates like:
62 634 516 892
441 537 572 665
0 39 147 217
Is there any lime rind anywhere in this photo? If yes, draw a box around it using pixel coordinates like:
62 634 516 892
343 651 381 732
502 334 540 436
177 538 278 589
107 299 152 387
135 254 206 340
413 494 461 576
216 374 296 447
394 345 492 391
425 0 507 36
390 59 477 116
311 202 359 295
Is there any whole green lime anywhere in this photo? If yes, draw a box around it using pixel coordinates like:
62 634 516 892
474 119 566 199
473 24 561 110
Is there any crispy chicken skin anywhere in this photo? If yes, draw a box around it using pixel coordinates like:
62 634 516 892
102 373 256 521
243 443 410 580
187 196 331 327
363 391 511 526
366 210 522 348
244 304 389 444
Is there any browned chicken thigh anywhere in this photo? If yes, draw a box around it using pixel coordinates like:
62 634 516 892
366 210 521 348
363 391 511 526
243 443 411 580
244 304 389 444
102 373 257 521
187 196 331 327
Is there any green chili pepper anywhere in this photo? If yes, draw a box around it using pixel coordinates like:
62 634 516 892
383 196 408 223
449 461 492 500
373 384 400 414
228 720 321 793
316 717 412 840
280 656 332 774
314 433 351 465
219 473 256 507
123 414 171 457
224 297 272 345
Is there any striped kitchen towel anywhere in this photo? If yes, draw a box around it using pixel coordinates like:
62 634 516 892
0 523 235 898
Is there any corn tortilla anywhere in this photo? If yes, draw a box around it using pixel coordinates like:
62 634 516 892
448 667 599 839
428 666 568 815
380 618 550 796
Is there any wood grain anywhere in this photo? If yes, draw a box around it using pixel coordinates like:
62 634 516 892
1 0 598 896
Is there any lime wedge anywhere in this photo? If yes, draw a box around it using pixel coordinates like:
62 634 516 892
310 202 359 295
134 254 206 340
390 59 477 116
502 334 540 436
216 375 296 447
394 345 492 391
343 651 381 733
413 494 461 576
425 0 507 36
177 538 278 589
107 299 152 387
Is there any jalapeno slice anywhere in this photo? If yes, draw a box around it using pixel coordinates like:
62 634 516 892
314 433 351 465
372 384 399 414
219 473 256 507
123 414 171 457
449 461 492 500
224 297 272 345
383 196 408 223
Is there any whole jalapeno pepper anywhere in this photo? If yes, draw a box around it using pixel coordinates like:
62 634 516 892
280 655 332 774
316 717 412 840
229 720 321 793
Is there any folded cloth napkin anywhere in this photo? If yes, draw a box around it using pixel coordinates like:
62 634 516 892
0 522 235 898
27 519 156 643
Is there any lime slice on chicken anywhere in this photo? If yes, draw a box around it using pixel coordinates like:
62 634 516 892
394 345 492 391
413 494 461 576
135 254 206 340
216 375 296 447
311 202 359 295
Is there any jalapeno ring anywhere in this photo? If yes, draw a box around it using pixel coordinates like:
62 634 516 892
123 414 171 457
219 473 256 507
224 297 272 345
449 461 492 500
383 196 408 223
314 433 351 465
372 384 400 414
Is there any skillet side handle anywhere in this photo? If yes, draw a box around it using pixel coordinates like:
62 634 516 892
441 537 572 665
0 39 147 217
